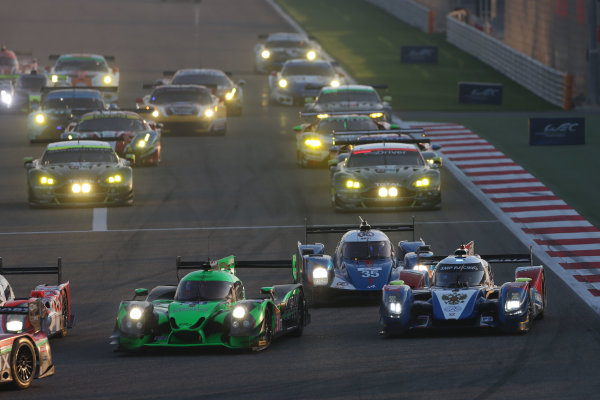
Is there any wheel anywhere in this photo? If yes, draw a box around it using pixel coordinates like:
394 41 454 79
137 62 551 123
57 292 69 337
290 293 306 337
11 339 36 389
536 274 546 320
254 308 273 351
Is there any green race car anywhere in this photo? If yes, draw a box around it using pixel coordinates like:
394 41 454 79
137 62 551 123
110 255 309 352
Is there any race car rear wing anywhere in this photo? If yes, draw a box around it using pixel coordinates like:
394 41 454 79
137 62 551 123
300 111 389 119
176 256 292 280
41 86 118 95
0 257 63 284
332 129 429 146
417 247 533 267
304 217 415 242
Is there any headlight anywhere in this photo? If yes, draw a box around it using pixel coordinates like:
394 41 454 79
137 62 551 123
82 183 91 193
278 79 288 88
312 267 328 285
232 306 246 319
317 113 329 119
304 138 322 148
414 264 429 272
306 50 317 60
72 184 81 193
378 187 388 197
261 49 270 59
345 179 360 189
40 176 55 185
51 75 59 83
204 108 215 118
103 75 112 85
6 318 24 333
388 187 399 197
225 88 236 101
129 307 143 320
369 112 384 119
330 79 340 87
1 90 12 105
414 178 430 187
107 175 122 183
136 133 151 148
388 302 402 315
35 113 46 124
151 109 160 118
504 299 523 313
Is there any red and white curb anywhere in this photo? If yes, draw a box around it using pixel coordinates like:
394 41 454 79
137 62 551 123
410 122 600 314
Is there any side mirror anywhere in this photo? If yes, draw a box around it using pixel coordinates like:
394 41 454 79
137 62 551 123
135 98 144 104
293 125 303 132
125 154 135 163
108 103 119 110
133 288 148 300
24 156 34 168
389 280 405 286
383 96 392 102
304 97 313 104
112 67 119 73
389 123 399 129
44 65 51 72
432 144 442 150
237 79 246 86
260 287 273 295
328 159 338 167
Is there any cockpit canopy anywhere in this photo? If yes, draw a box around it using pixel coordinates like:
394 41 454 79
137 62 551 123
432 262 485 288
341 240 391 260
175 280 233 302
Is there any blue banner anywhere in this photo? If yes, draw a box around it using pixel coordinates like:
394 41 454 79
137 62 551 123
458 82 503 105
400 46 438 64
529 118 585 145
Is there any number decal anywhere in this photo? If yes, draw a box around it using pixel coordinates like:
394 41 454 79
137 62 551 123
361 270 379 278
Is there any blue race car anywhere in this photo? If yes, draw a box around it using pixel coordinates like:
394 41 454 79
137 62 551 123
294 218 428 305
379 242 546 336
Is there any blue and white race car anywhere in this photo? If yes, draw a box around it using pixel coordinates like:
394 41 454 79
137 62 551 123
294 219 427 305
379 242 546 336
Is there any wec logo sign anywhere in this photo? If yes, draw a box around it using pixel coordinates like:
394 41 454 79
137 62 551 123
530 118 585 145
400 46 438 64
458 82 503 104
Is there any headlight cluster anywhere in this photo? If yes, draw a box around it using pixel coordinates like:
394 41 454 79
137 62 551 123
330 79 340 87
345 179 361 189
414 178 430 187
6 315 26 333
204 107 217 118
129 307 143 320
312 266 328 286
51 75 59 83
151 109 160 118
225 88 236 101
106 175 122 183
103 75 113 85
1 90 12 106
388 302 402 315
278 79 288 88
414 264 429 272
317 113 329 119
40 176 55 185
231 305 253 329
261 49 271 59
369 112 384 119
72 183 91 193
136 133 152 148
378 187 399 197
504 296 525 314
304 138 322 148
306 50 317 60
34 113 46 124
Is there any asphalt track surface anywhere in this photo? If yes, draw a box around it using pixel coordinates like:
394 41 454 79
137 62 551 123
1 1 600 399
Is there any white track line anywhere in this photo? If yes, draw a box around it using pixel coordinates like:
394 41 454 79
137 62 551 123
92 208 108 231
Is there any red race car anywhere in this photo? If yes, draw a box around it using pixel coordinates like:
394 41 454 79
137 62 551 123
0 257 73 338
0 300 55 389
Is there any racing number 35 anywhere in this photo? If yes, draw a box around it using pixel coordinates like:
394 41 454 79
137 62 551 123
361 270 379 278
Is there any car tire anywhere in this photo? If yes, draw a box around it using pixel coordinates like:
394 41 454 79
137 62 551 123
255 308 273 351
290 292 306 337
11 339 36 390
57 292 69 338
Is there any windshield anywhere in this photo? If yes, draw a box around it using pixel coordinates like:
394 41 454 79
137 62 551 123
317 90 380 105
55 59 108 72
78 117 145 132
175 280 233 302
0 57 17 66
17 75 47 90
433 263 485 288
282 63 334 77
43 96 104 110
342 241 391 260
315 118 378 133
41 148 118 164
346 149 424 167
172 73 230 86
266 40 311 49
151 88 211 105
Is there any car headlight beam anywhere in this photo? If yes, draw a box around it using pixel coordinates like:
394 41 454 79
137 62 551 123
388 302 402 315
330 79 340 87
261 50 270 59
278 79 288 88
304 138 322 148
312 266 328 286
129 307 143 320
6 319 24 333
415 178 430 187
306 50 317 60
225 88 236 101
35 113 46 124
345 179 360 189
103 75 112 85
232 305 246 319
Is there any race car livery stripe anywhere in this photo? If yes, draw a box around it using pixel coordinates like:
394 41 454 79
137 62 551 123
408 121 600 312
